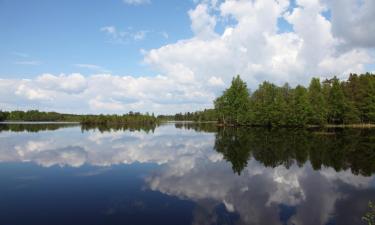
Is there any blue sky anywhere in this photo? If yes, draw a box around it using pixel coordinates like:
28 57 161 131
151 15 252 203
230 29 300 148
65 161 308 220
0 0 374 114
0 0 195 77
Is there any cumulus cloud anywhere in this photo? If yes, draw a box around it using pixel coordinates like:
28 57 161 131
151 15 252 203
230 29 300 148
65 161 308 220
0 73 215 114
188 4 218 40
144 0 373 90
329 0 375 49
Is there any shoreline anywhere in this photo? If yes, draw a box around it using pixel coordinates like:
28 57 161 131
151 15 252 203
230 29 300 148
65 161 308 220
1 121 375 129
0 121 80 124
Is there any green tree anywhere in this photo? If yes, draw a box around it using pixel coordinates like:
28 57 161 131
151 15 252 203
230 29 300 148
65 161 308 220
327 77 348 123
290 85 311 126
214 75 251 125
308 78 327 125
359 74 375 122
0 111 9 121
251 82 289 127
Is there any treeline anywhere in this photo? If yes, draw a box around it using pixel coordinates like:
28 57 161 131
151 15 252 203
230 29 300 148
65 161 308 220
80 111 158 126
0 110 80 122
158 109 218 122
0 110 159 126
214 73 375 127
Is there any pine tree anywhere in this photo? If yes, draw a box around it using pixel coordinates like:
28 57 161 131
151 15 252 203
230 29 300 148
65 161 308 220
308 78 327 125
291 85 311 126
327 77 359 124
360 73 375 123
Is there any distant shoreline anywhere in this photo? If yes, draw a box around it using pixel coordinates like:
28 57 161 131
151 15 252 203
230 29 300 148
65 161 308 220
1 121 375 129
0 121 80 124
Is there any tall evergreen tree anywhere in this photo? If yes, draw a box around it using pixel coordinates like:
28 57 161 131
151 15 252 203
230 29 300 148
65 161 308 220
308 78 327 125
359 73 375 122
290 85 311 126
327 77 359 124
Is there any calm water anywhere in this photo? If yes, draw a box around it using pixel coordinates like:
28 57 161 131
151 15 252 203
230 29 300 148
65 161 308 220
0 123 374 225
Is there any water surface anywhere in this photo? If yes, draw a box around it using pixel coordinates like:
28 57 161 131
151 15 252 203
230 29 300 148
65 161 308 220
0 123 374 225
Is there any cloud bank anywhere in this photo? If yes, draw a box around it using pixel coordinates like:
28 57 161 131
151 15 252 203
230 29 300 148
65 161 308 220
1 0 374 114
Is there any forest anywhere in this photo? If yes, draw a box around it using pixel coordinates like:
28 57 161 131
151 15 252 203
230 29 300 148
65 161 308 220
0 110 158 126
200 72 375 127
169 73 375 126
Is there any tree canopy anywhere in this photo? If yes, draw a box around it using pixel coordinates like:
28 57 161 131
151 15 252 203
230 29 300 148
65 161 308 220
212 73 375 127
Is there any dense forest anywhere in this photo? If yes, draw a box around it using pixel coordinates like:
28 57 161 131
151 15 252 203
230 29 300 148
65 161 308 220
167 73 375 126
0 110 158 126
212 73 375 127
157 109 217 122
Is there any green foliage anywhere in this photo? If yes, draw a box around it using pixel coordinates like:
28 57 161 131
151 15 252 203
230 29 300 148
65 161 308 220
163 109 218 122
308 78 327 125
0 110 159 126
0 111 10 121
289 85 311 126
211 73 375 127
363 201 375 225
214 75 251 125
326 77 360 124
251 82 288 127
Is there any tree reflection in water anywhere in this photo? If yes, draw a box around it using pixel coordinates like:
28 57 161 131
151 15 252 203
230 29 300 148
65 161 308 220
175 123 375 176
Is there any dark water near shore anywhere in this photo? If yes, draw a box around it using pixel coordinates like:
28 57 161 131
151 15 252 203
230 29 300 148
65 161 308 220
0 123 374 225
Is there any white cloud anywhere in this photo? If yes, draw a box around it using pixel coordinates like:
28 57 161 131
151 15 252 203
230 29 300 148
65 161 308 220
144 0 373 89
0 73 215 114
15 83 53 101
208 76 225 86
100 25 149 44
329 0 375 49
36 73 87 94
188 4 218 40
123 0 150 6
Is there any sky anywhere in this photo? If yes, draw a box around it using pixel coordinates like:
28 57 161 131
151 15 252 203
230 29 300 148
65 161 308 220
0 0 375 114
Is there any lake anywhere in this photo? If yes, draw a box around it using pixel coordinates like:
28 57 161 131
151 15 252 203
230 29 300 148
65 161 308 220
0 122 374 225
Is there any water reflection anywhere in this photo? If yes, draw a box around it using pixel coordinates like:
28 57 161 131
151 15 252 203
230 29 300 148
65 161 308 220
0 122 79 132
0 123 374 225
214 127 375 176
0 123 158 133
